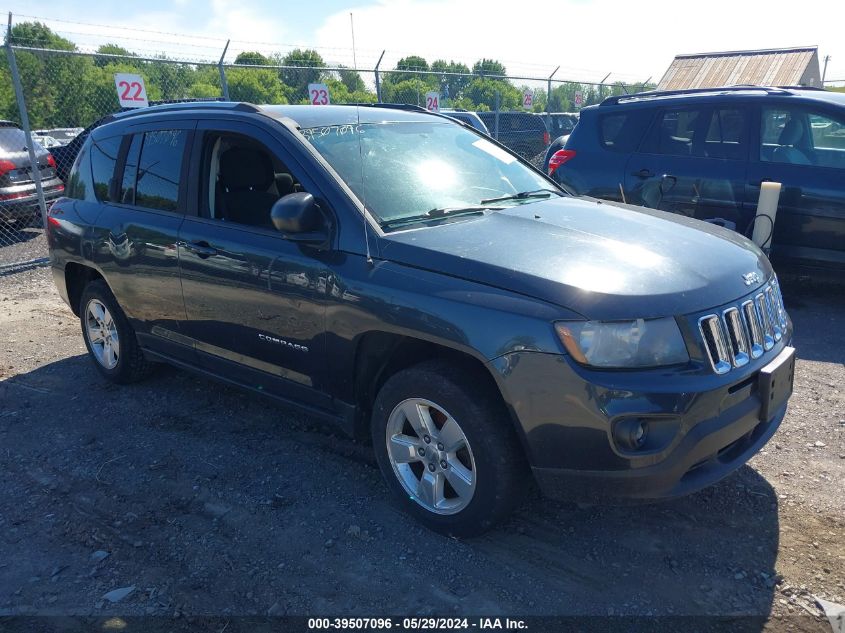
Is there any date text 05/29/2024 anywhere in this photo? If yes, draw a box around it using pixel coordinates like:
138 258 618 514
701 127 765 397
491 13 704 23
307 618 528 630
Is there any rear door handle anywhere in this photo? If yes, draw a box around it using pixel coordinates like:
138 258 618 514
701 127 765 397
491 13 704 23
633 168 654 179
183 241 218 258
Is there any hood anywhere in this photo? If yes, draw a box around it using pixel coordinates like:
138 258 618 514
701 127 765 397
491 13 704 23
379 196 773 320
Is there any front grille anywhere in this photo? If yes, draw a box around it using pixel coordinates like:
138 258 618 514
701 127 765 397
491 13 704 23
698 277 787 374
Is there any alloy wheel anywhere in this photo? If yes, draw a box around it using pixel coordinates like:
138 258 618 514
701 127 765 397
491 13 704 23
385 398 477 515
85 299 120 370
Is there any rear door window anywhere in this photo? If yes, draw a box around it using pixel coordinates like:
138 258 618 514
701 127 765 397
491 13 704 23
645 108 707 156
703 109 747 160
134 129 188 211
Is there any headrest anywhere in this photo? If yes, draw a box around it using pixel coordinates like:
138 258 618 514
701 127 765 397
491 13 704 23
275 173 294 196
220 147 273 190
778 119 803 146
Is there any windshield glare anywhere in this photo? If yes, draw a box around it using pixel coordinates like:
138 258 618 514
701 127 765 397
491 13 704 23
302 121 553 227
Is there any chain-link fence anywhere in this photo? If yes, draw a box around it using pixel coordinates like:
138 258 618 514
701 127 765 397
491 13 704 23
0 21 646 269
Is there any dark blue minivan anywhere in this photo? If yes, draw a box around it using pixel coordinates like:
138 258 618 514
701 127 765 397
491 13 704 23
547 86 845 274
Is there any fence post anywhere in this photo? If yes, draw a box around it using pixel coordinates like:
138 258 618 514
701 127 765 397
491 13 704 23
374 50 385 103
5 13 48 229
494 90 500 141
218 39 230 100
599 72 611 103
547 66 559 114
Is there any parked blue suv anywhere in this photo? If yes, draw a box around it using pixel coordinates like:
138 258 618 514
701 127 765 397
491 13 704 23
546 86 845 274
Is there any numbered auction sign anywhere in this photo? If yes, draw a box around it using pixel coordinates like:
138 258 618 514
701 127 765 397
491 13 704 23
424 92 440 112
574 91 584 107
114 73 149 108
308 83 330 106
522 90 533 110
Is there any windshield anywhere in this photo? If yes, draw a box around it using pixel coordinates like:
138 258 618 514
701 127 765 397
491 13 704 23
302 121 556 228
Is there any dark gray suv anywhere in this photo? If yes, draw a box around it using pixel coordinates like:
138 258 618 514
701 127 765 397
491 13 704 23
46 102 794 536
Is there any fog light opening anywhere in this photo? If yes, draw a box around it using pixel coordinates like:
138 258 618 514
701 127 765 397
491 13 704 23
615 418 649 451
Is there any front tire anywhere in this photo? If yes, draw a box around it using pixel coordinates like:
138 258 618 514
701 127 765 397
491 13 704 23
79 280 152 384
371 360 527 537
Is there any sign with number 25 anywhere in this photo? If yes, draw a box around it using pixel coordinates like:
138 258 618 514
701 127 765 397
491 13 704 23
114 73 149 108
308 83 330 106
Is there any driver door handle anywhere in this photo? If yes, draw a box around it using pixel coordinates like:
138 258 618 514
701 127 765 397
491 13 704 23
183 240 218 258
633 168 654 179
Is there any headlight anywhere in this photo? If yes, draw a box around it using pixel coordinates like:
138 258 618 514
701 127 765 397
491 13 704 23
555 318 689 368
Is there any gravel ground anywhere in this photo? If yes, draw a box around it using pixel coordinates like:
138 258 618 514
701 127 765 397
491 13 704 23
0 267 842 630
0 226 48 270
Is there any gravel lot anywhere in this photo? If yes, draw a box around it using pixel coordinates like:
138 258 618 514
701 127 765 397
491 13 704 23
0 266 842 630
0 225 48 270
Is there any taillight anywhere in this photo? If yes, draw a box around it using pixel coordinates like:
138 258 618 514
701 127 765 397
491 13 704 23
0 159 16 177
47 154 57 169
548 149 576 176
543 131 551 145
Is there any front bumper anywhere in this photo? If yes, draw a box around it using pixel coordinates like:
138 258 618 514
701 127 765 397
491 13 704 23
488 340 792 502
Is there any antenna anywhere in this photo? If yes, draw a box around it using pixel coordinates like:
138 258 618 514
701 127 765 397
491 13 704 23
356 106 373 265
350 13 358 71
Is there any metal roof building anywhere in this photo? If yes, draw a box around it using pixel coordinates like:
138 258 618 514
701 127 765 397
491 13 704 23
657 47 821 90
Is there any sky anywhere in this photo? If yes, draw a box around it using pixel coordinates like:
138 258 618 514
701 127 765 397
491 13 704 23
1 0 842 85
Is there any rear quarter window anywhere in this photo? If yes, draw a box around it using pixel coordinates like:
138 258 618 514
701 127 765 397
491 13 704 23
65 141 96 201
599 110 651 153
90 135 122 202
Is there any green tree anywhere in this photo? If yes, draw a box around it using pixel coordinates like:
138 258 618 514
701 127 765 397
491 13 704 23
336 65 366 93
226 67 287 104
279 49 325 99
1 23 92 127
7 21 74 50
463 77 521 110
323 77 376 104
234 51 270 66
430 59 471 102
472 58 507 78
93 44 136 68
386 55 432 86
383 78 430 106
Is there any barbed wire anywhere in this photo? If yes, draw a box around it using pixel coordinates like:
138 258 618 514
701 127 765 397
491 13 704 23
3 11 646 83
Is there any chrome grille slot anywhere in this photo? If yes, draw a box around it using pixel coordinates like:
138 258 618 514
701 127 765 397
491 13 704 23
741 300 764 359
722 307 749 367
755 293 775 350
765 286 782 342
699 315 732 374
771 277 788 330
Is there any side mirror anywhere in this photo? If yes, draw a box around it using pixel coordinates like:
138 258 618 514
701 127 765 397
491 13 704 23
270 192 328 245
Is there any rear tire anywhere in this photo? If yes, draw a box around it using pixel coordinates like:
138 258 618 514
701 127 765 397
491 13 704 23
79 280 153 384
371 359 527 537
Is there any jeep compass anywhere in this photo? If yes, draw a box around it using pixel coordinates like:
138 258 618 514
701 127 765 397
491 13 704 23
46 102 794 536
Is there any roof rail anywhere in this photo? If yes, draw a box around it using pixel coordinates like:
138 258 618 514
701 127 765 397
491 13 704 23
600 85 794 106
353 102 430 113
113 100 260 119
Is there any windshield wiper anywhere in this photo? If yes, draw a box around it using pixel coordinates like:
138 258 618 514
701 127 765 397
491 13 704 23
380 206 495 230
480 188 564 204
